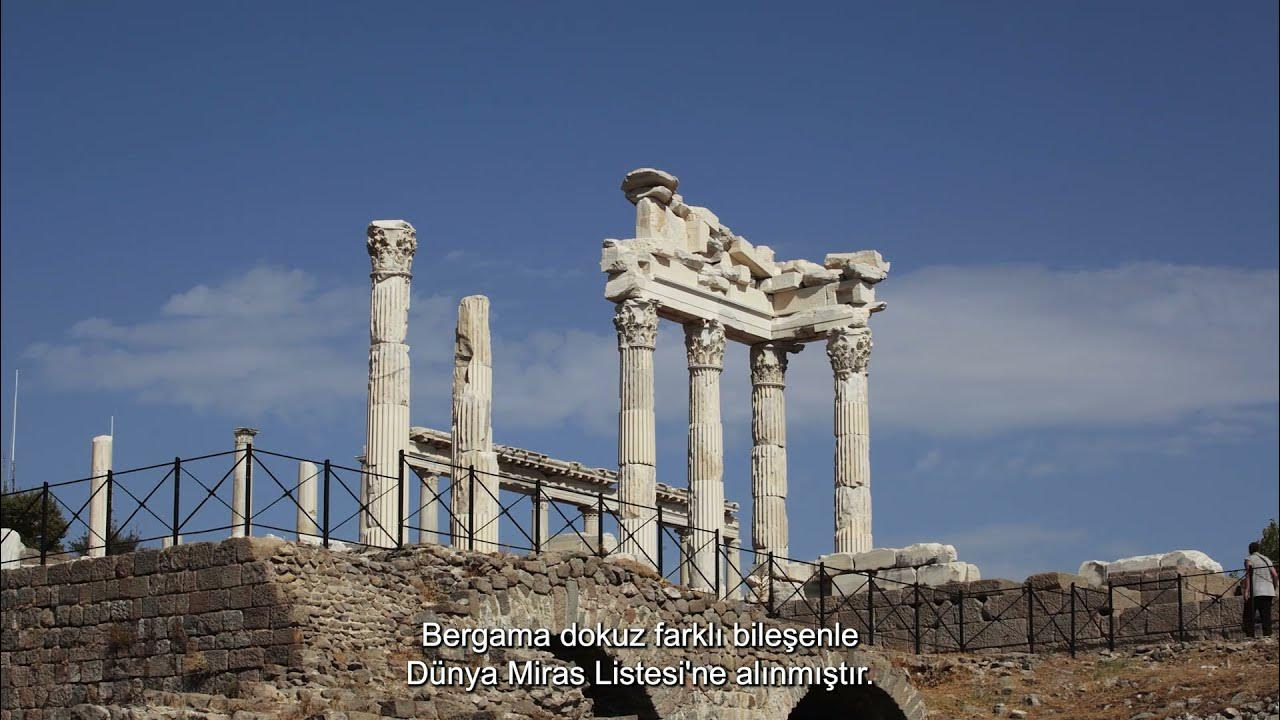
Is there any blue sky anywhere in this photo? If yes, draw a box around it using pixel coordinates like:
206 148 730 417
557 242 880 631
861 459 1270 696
2 2 1276 578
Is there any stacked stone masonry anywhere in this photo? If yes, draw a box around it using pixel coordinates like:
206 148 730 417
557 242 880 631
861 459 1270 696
2 538 928 720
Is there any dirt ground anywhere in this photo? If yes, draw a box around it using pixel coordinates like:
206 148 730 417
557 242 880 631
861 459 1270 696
891 637 1279 719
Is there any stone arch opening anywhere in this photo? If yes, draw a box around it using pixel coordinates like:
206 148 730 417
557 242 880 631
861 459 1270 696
544 638 660 720
787 684 908 720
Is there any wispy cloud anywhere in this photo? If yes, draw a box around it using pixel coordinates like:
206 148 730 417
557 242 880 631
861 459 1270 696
22 262 1278 448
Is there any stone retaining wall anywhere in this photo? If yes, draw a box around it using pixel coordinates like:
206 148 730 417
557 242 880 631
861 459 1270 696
2 538 926 720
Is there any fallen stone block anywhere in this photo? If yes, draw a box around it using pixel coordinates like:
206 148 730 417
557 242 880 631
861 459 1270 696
1159 550 1223 574
1108 554 1163 574
1077 560 1109 588
918 562 973 586
895 543 957 568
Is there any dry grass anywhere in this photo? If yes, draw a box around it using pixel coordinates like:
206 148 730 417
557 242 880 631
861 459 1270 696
898 638 1278 719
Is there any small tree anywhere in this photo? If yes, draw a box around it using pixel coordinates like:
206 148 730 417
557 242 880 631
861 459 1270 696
1260 518 1279 565
71 522 142 556
0 487 69 554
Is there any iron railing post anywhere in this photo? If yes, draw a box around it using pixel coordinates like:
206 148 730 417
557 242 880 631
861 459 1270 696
39 482 49 565
1027 584 1035 653
467 466 476 552
913 582 922 654
656 505 664 572
533 476 542 555
766 552 776 616
321 460 331 549
105 469 114 550
713 529 721 596
172 457 182 546
1107 581 1116 651
867 576 876 646
243 443 254 537
597 492 605 557
958 588 966 652
1177 573 1185 642
397 450 406 548
818 562 827 629
1069 582 1077 658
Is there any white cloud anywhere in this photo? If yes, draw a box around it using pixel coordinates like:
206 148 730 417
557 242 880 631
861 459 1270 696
24 262 1278 443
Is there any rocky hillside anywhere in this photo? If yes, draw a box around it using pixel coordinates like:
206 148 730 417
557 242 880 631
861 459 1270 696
898 638 1278 720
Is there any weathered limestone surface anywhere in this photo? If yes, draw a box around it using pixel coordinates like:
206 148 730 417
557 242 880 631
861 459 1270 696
231 427 257 539
603 168 889 344
295 461 318 544
614 298 659 566
0 529 22 565
828 328 873 554
895 543 958 569
415 469 440 545
749 342 800 561
451 296 501 552
1077 550 1225 588
362 219 416 548
685 319 726 592
88 435 113 558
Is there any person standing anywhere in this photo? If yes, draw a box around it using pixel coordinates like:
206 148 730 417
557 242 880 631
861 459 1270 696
1243 541 1277 638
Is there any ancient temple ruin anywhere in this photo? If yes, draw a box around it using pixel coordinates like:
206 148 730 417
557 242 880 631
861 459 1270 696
353 168 890 585
601 168 889 586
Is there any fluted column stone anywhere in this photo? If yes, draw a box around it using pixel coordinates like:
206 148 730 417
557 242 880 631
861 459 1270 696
749 342 800 561
614 299 659 565
685 319 726 592
827 327 873 553
362 220 416 547
416 469 440 545
451 296 500 552
231 427 257 538
296 461 319 544
87 435 112 557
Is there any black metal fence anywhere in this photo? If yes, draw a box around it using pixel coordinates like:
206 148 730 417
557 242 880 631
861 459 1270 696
0 447 1261 656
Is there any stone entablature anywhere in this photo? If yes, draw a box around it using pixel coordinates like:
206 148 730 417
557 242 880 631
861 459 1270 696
406 426 741 541
603 168 888 345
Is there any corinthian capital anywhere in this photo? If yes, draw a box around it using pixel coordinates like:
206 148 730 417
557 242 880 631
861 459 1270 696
684 319 726 369
827 327 872 376
367 220 417 277
749 342 802 387
613 299 659 349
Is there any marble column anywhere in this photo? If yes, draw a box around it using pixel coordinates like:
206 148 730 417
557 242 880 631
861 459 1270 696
231 427 257 538
749 342 800 561
415 469 439 545
685 319 726 591
827 327 873 553
296 461 318 544
614 299 659 565
582 506 600 553
531 491 548 550
87 435 112 557
362 220 417 548
451 296 500 552
726 536 743 599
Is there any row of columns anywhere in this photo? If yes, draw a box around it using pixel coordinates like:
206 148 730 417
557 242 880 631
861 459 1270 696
612 299 875 588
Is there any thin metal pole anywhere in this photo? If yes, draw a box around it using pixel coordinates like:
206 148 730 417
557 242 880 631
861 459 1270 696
913 582 921 654
958 588 966 652
596 492 605 557
533 476 542 555
105 470 114 549
243 443 254 537
322 460 331 549
867 576 876 646
397 449 405 549
766 552 776 615
656 505 664 571
467 466 476 552
1107 581 1116 651
713 529 721 595
818 562 827 629
1069 582 1077 657
39 482 49 565
172 457 182 546
1177 574 1185 642
1027 584 1035 653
